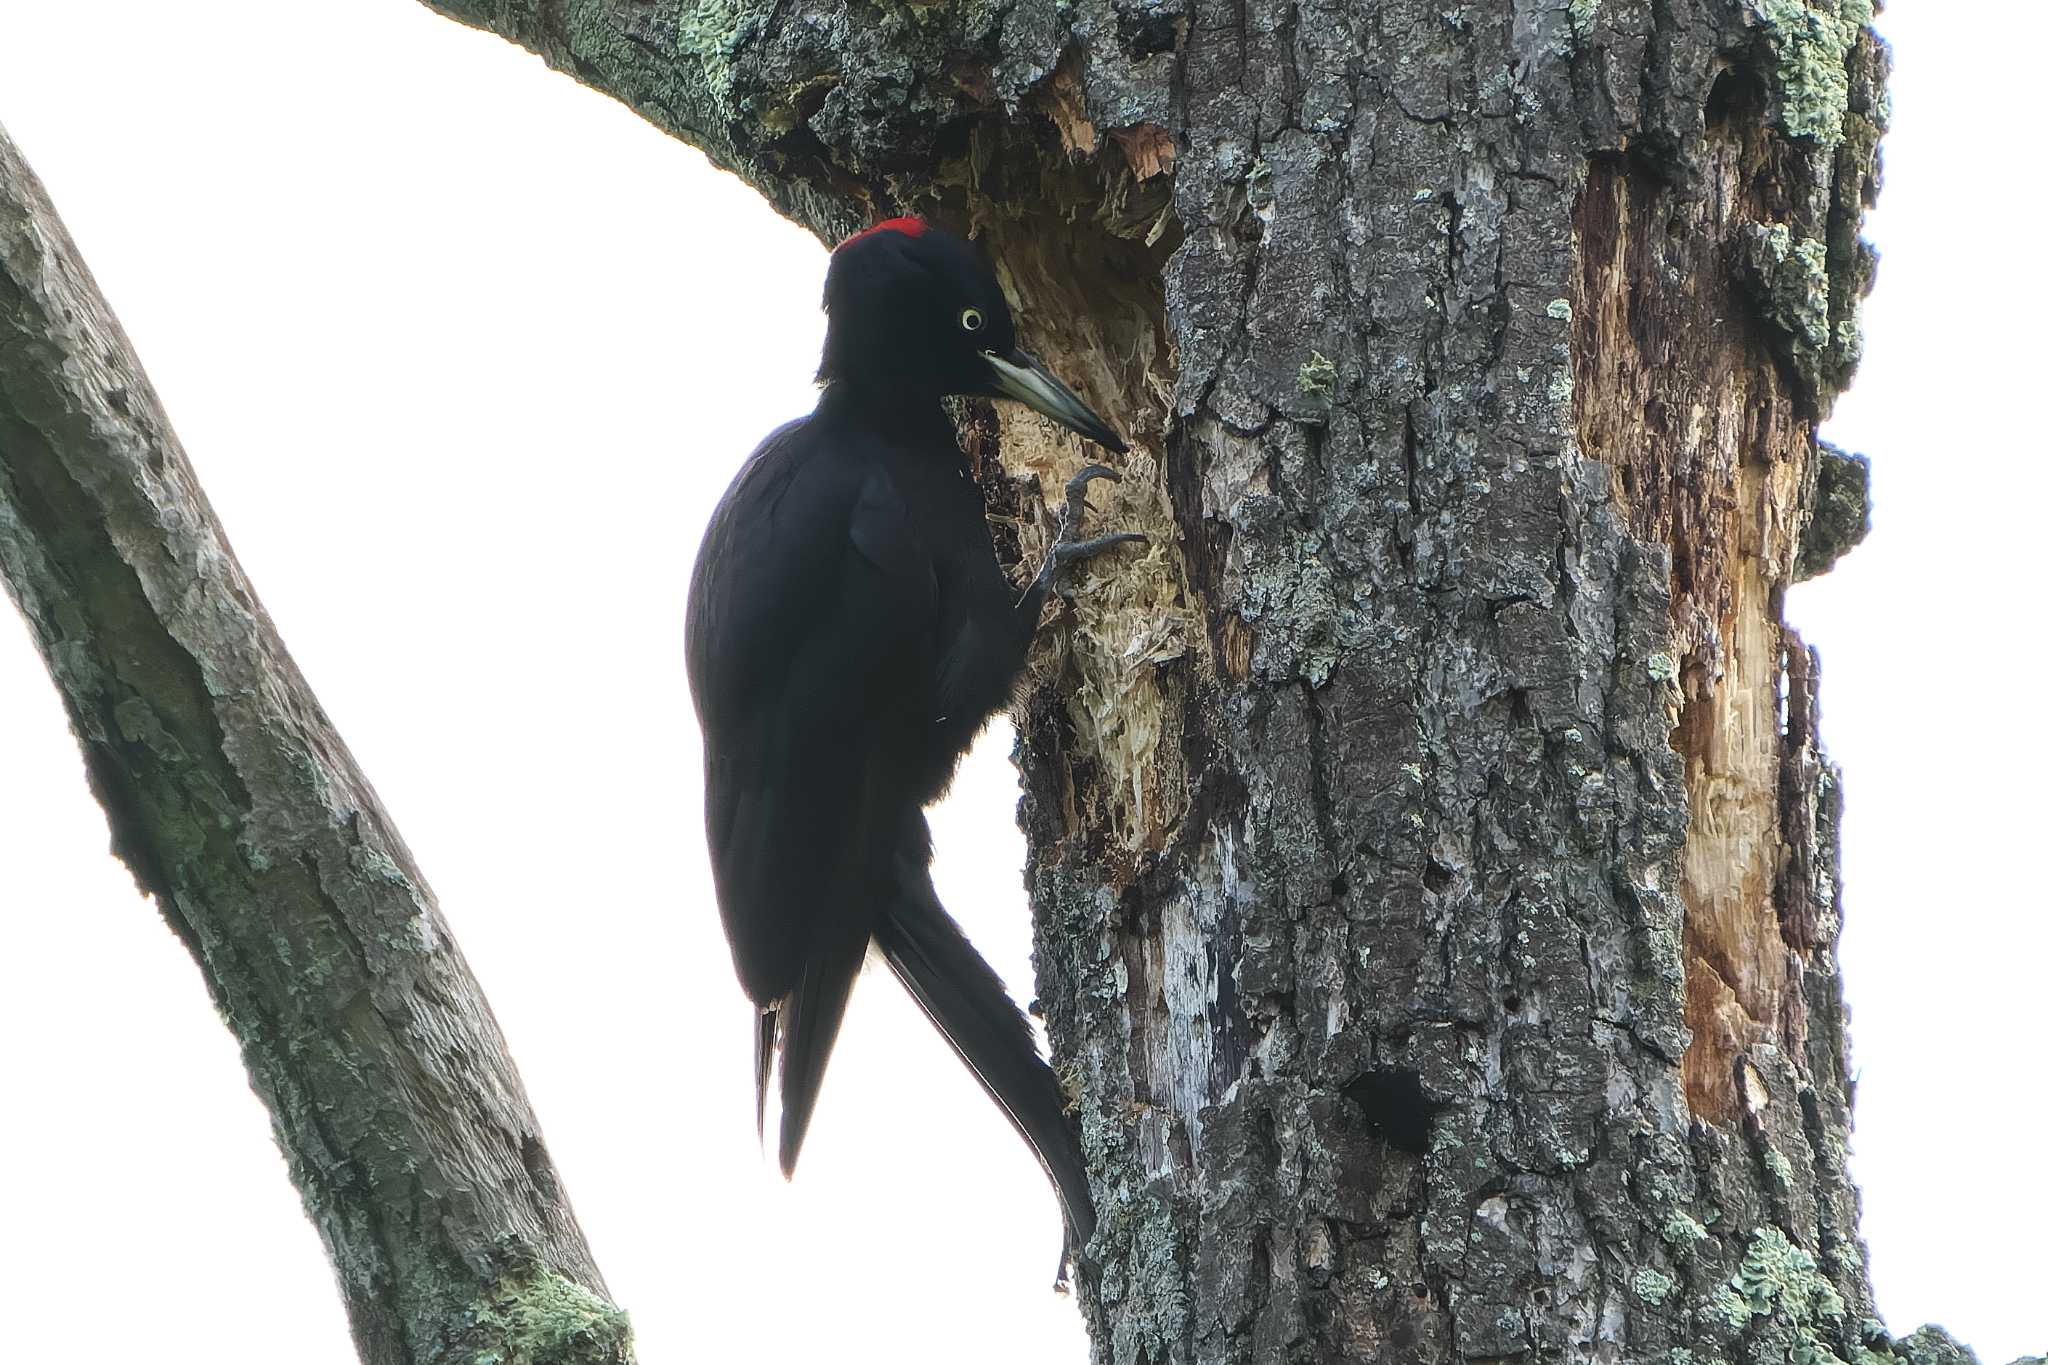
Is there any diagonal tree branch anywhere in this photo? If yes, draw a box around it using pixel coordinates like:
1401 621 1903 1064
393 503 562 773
414 0 1119 246
0 122 632 1365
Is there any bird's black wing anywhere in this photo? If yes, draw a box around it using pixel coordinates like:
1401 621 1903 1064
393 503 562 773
686 419 935 1165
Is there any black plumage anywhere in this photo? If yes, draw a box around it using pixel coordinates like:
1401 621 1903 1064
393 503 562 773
685 218 1139 1252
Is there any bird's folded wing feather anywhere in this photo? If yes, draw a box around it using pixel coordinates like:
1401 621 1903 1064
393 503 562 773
685 425 934 1003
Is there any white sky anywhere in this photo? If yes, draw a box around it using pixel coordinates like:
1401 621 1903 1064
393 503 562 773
0 4 2039 1363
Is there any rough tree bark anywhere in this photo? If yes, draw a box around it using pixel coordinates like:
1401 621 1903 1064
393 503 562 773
406 4 2021 1365
0 128 632 1365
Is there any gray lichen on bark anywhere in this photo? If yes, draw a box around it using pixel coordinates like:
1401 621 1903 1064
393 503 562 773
1794 443 1868 582
0 125 630 1365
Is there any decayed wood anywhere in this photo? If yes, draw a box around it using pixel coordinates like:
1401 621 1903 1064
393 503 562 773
0 124 630 1365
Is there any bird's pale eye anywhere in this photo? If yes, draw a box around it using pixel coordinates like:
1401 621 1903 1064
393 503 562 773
959 307 985 332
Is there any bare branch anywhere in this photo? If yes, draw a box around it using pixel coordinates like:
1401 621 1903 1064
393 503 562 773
411 0 1095 244
0 122 631 1365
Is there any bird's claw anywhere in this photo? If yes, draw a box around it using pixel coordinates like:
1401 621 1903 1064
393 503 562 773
1029 465 1145 604
1061 464 1121 525
1050 532 1147 574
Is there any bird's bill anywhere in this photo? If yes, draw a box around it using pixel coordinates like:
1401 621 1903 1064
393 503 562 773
982 349 1128 454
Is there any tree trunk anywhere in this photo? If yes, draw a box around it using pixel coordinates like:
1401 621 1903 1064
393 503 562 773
0 126 631 1365
412 1 1996 1361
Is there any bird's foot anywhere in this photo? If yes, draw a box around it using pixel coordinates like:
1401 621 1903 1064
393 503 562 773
1026 465 1145 606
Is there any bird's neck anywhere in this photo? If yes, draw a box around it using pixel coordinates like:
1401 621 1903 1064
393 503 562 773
816 380 958 450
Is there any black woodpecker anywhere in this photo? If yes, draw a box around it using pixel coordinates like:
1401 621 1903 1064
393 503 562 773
685 217 1140 1252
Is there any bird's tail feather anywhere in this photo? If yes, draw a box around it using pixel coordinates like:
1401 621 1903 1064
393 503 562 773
754 1006 777 1143
875 872 1097 1249
774 938 864 1177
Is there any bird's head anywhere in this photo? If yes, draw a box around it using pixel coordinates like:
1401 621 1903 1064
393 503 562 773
818 217 1127 454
